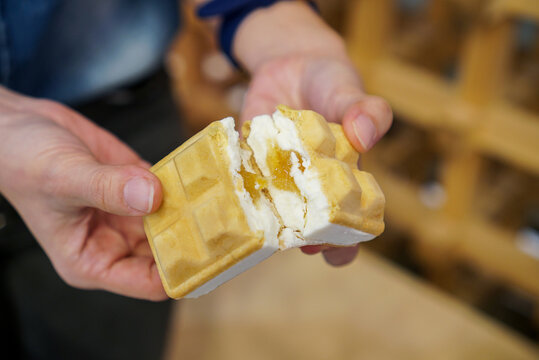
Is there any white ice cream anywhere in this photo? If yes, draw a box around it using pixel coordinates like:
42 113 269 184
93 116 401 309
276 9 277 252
246 114 306 242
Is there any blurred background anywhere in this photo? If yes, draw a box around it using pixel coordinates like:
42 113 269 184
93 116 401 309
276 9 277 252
161 0 539 358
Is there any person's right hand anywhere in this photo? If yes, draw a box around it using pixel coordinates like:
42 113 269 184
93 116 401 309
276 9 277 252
0 87 167 300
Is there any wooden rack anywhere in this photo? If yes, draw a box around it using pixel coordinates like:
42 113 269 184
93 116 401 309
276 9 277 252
346 0 539 305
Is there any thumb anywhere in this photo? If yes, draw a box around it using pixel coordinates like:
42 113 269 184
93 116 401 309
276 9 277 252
312 88 393 153
63 160 162 216
303 60 393 153
340 95 393 153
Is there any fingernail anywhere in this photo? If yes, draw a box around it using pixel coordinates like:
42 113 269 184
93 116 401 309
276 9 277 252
352 114 377 150
124 177 154 213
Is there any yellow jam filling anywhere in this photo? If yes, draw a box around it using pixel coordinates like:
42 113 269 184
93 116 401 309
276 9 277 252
266 143 305 194
239 165 267 202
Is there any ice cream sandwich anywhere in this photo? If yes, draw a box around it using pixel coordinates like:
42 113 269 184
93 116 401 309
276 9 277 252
143 106 385 298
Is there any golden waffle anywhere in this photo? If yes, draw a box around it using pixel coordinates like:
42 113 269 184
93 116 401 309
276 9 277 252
143 121 265 299
144 107 385 299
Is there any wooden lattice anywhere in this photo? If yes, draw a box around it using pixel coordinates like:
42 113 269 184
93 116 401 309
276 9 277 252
347 0 539 305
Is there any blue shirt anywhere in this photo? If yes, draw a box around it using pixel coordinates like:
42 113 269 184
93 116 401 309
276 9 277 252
0 0 179 104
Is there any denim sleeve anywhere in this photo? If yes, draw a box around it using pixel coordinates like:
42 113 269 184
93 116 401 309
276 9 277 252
0 0 179 104
0 2 8 85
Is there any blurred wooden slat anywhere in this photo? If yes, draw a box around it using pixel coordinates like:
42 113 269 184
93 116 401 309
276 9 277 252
488 0 539 21
347 0 539 307
363 155 539 298
355 56 539 175
164 250 538 360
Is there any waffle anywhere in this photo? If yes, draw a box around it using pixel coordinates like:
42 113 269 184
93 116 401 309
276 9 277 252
144 106 385 298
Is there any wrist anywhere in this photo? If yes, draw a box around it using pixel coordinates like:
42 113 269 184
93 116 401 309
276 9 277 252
234 1 349 73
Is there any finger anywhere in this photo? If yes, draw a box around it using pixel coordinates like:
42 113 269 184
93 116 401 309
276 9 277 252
240 61 297 125
322 245 359 267
300 245 324 255
341 96 393 152
90 125 146 165
63 161 162 216
100 256 168 301
54 225 166 301
133 241 153 257
240 90 278 125
139 160 153 169
104 214 148 250
34 99 145 165
302 60 393 152
300 245 331 255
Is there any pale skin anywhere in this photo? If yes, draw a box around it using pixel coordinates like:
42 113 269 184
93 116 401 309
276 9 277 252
0 1 392 300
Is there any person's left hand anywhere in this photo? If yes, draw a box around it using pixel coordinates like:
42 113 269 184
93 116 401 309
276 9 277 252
240 54 392 266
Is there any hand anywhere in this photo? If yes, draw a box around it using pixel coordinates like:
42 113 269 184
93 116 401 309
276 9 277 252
0 87 166 300
232 1 392 266
240 55 392 266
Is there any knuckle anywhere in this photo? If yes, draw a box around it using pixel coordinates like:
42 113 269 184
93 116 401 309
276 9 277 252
88 169 113 211
37 157 69 197
37 154 88 199
57 255 109 291
39 166 60 197
56 265 90 289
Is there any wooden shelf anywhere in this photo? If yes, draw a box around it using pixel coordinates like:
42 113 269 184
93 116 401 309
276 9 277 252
365 156 539 298
348 0 539 302
362 57 539 175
